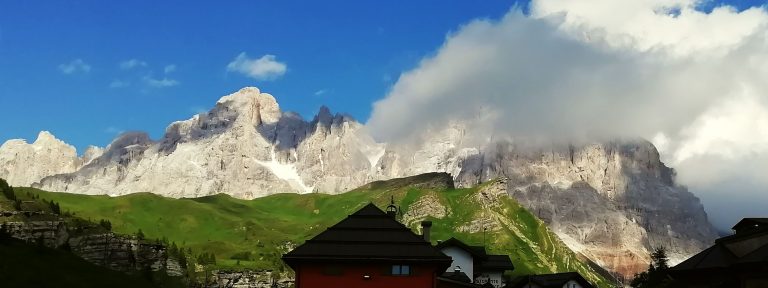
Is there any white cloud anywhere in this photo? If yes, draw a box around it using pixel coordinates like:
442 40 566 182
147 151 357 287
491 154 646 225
314 89 328 96
145 76 179 88
164 64 176 74
58 59 91 74
367 0 768 229
120 59 148 70
226 53 287 80
104 126 124 135
109 80 130 88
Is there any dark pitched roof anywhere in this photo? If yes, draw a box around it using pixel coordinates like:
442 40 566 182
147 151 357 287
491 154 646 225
671 218 768 274
670 244 737 271
732 218 768 232
441 271 472 283
737 242 768 264
282 203 452 267
480 255 514 271
508 272 594 288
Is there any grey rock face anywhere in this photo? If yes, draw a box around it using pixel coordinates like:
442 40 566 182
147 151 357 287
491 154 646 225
422 140 718 279
210 270 294 288
2 221 182 276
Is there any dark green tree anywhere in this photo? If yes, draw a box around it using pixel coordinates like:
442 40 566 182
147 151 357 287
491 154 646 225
178 249 188 269
99 219 112 231
48 200 61 214
136 229 145 240
0 223 11 241
631 247 672 288
0 178 16 201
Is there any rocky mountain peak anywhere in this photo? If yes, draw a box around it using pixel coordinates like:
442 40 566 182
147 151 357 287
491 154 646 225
81 145 104 165
313 105 334 126
33 131 61 145
0 131 80 186
215 86 281 126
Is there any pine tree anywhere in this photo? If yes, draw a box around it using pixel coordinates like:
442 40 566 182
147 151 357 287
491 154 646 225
99 219 112 231
0 178 16 201
136 229 145 240
48 200 61 214
631 247 672 288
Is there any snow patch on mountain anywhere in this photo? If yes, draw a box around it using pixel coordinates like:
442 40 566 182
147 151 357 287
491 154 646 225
255 147 314 194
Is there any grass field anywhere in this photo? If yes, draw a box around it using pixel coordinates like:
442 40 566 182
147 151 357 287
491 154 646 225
11 175 616 287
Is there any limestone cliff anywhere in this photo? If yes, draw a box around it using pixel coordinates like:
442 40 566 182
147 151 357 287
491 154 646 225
378 128 719 279
2 221 182 276
0 131 87 187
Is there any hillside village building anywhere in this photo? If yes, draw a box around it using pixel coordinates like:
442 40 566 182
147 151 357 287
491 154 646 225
281 202 515 288
436 237 515 287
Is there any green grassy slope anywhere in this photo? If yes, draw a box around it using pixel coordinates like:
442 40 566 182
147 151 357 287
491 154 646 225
0 237 159 288
14 177 615 287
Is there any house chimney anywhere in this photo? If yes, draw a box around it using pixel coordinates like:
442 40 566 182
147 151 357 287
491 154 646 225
386 196 398 219
421 221 432 242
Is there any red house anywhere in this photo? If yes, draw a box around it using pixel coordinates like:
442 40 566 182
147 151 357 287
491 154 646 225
282 202 453 288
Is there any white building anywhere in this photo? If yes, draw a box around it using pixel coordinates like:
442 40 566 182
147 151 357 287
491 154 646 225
509 272 594 288
435 237 515 288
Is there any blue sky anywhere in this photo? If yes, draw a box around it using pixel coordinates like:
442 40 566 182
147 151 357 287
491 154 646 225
0 0 764 152
0 0 515 151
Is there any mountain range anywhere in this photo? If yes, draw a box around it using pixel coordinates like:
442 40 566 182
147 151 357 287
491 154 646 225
0 87 718 279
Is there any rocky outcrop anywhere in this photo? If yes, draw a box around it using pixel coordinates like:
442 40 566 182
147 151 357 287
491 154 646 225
210 270 293 288
354 172 455 192
2 221 182 276
70 233 183 276
401 194 448 226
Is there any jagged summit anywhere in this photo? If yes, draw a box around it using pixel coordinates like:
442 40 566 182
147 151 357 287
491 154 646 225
214 86 281 125
33 131 61 145
0 130 81 187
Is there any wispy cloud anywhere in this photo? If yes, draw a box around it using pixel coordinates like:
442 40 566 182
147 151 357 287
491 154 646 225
226 52 287 81
104 126 124 135
109 80 130 88
144 76 179 88
314 89 328 96
164 64 176 74
58 59 91 74
120 59 148 70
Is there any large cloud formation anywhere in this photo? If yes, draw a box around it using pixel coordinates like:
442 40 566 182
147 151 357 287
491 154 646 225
367 0 768 230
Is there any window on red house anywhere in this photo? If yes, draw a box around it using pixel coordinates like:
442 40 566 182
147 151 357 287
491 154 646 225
391 265 411 276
